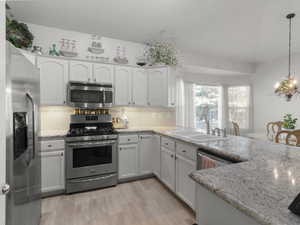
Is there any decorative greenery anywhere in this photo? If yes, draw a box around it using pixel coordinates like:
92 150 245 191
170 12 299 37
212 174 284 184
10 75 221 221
283 113 298 129
6 18 34 49
147 41 178 66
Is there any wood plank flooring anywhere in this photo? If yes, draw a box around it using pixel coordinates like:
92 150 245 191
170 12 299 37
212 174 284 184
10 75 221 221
40 178 196 225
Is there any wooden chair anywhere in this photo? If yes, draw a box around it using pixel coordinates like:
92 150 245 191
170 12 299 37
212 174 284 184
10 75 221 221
266 121 283 141
232 121 240 136
275 130 300 146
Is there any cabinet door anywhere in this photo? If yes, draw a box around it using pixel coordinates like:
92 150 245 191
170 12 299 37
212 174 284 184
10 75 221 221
153 135 161 178
41 150 65 193
69 61 92 82
139 135 154 175
132 68 148 106
148 68 168 106
176 154 196 209
114 66 132 106
93 63 114 84
118 144 138 179
168 68 176 107
161 147 176 191
37 57 68 105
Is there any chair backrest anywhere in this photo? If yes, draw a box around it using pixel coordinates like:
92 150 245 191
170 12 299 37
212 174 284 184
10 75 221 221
275 129 300 146
232 121 240 136
266 121 283 141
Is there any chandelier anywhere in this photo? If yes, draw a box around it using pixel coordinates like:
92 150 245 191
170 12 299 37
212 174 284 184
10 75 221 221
274 13 299 101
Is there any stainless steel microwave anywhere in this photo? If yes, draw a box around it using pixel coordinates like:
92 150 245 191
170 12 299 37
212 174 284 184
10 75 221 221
67 82 114 108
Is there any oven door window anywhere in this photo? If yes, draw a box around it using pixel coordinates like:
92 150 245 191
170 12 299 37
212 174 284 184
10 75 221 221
70 90 104 104
73 146 112 168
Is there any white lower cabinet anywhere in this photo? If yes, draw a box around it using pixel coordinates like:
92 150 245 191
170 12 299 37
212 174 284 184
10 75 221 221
138 135 154 175
153 135 161 178
41 150 65 193
175 154 196 209
118 144 138 179
160 146 176 192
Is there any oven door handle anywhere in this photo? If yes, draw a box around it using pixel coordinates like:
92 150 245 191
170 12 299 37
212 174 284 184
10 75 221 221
69 174 117 183
67 140 116 148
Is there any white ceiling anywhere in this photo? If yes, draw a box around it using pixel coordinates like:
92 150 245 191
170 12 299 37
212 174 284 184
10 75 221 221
8 0 300 65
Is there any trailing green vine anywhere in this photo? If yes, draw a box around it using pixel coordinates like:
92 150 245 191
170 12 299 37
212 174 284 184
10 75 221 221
6 16 34 49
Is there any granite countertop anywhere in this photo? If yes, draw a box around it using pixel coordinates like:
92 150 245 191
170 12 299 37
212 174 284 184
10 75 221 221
189 136 300 225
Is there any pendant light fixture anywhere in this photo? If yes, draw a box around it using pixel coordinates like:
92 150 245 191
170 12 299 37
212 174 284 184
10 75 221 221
274 13 299 101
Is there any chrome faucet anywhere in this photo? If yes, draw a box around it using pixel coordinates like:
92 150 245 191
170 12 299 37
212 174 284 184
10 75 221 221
211 128 227 137
205 119 210 135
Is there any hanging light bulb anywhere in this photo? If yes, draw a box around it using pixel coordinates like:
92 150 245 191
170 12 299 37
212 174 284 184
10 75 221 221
274 13 299 101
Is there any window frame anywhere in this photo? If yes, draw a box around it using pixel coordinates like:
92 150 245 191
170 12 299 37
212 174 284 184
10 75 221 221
227 85 253 133
193 83 223 130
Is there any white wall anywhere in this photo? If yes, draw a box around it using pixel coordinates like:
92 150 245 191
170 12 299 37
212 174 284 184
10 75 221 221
181 72 252 86
253 54 300 132
27 23 146 66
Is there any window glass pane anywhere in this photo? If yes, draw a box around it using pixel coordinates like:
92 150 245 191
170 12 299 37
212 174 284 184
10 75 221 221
194 85 222 130
228 86 250 129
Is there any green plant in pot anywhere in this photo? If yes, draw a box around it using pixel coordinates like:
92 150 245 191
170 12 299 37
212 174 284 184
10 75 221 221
147 41 178 66
6 15 34 49
283 114 298 129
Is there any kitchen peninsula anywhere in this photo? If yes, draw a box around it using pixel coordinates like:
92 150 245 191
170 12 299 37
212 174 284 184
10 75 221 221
189 136 300 225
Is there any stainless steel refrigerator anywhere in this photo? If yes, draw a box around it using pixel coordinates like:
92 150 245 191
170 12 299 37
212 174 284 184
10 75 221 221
5 43 41 225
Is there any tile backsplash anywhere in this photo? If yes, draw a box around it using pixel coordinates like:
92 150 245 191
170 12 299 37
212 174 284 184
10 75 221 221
40 106 176 132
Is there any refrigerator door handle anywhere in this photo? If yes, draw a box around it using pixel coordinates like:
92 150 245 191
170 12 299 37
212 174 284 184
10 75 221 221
26 92 35 160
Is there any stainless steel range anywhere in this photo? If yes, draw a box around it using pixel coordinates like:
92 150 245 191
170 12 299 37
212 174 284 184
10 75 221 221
65 114 118 194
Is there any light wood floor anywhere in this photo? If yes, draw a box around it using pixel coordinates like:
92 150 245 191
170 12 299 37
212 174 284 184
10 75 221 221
40 178 196 225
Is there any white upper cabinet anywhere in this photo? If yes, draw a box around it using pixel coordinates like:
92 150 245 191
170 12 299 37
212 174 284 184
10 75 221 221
37 57 68 105
148 67 168 107
69 61 93 82
168 67 177 107
132 68 148 106
114 66 132 106
93 63 114 84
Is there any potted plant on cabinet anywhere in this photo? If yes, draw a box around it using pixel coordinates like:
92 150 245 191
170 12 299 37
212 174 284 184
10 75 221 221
283 114 298 130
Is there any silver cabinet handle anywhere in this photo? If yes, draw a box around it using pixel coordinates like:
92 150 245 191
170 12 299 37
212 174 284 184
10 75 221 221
1 184 10 195
182 150 186 153
61 152 64 156
26 92 36 161
48 144 52 147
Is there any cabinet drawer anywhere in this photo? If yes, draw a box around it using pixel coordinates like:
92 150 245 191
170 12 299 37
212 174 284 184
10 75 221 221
161 137 175 151
176 142 197 161
41 140 65 151
118 135 138 144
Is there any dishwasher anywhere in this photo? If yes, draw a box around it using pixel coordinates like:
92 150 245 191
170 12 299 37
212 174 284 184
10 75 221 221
197 149 237 170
